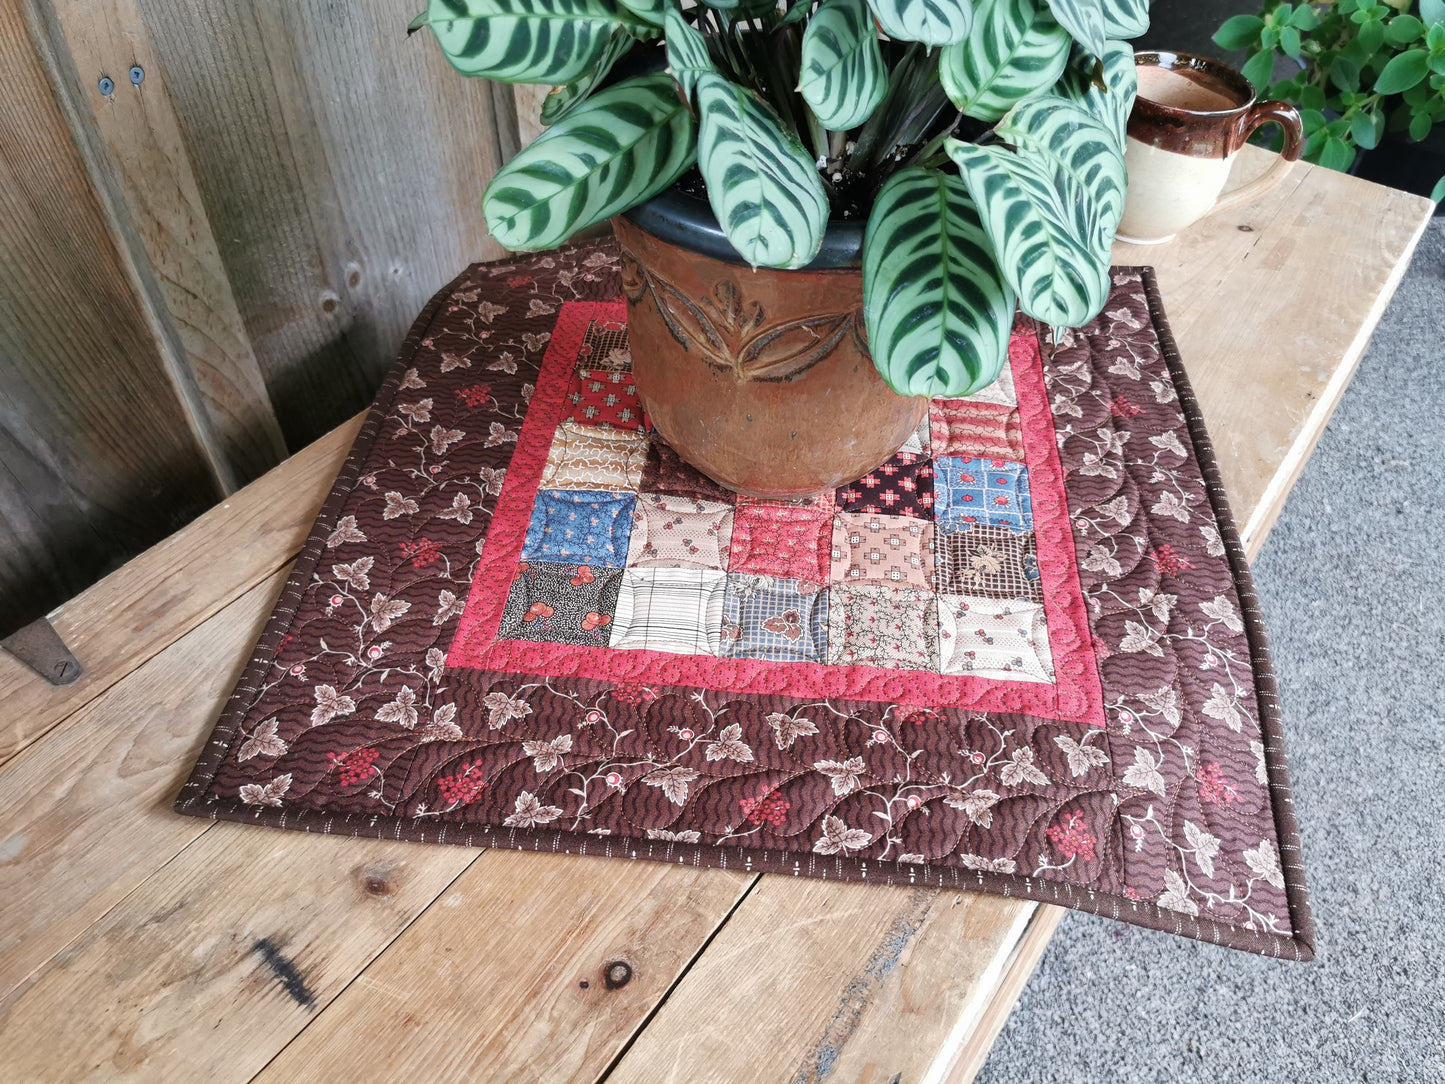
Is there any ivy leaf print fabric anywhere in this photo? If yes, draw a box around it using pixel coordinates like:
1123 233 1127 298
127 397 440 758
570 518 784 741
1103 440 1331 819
177 247 1313 960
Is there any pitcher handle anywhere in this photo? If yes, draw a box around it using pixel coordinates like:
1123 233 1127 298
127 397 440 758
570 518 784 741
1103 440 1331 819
1210 100 1306 216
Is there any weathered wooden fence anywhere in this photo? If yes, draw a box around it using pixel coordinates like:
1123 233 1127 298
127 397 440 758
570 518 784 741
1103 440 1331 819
1 0 518 639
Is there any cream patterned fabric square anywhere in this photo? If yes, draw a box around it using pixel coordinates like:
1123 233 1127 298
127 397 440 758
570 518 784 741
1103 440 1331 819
937 595 1053 682
626 494 734 570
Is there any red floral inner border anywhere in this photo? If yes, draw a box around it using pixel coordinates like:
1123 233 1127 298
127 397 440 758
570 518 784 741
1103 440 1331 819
447 300 1104 726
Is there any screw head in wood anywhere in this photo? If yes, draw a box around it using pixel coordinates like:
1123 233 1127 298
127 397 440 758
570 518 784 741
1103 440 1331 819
129 66 145 85
98 75 114 95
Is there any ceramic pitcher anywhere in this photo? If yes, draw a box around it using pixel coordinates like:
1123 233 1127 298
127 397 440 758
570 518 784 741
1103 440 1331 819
1119 51 1304 245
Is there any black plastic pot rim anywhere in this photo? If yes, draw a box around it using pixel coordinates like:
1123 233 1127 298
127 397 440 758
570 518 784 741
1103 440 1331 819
621 185 867 271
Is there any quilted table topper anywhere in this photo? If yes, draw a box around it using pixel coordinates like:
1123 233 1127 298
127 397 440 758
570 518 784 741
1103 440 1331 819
178 241 1314 959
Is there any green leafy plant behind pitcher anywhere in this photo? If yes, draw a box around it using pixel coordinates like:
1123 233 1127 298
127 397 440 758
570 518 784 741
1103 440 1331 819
1215 0 1445 200
412 0 1146 396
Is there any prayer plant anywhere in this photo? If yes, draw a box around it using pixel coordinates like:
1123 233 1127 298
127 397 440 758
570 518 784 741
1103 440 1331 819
412 0 1147 396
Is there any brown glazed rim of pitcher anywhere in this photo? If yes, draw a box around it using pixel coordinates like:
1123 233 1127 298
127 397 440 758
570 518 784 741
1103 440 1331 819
1133 51 1258 117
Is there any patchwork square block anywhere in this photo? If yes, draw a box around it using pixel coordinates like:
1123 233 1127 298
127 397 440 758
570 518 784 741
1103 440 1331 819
611 569 727 655
540 421 648 491
521 489 635 566
959 354 1017 407
639 439 736 504
578 318 631 371
934 456 1033 532
935 525 1041 601
826 584 938 671
899 412 931 456
499 561 624 646
735 491 836 514
930 400 1025 461
729 502 834 584
834 452 935 519
829 513 934 587
937 595 1053 682
627 494 734 570
566 368 644 430
721 574 829 663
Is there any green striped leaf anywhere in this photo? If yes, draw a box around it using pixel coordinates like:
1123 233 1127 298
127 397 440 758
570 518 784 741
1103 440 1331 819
947 95 1124 325
938 0 1072 121
702 0 783 15
695 72 829 268
863 168 1015 397
1044 0 1103 57
866 0 975 46
800 0 887 131
483 73 696 249
540 27 636 125
1057 40 1136 148
664 6 714 101
1101 0 1148 38
418 0 629 84
618 0 666 25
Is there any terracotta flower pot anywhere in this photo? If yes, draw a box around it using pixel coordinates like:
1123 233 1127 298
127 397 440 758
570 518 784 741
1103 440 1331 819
612 189 928 500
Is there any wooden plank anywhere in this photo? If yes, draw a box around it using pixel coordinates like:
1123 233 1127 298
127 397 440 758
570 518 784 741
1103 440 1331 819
257 854 753 1083
0 826 474 1083
137 0 518 449
0 415 360 768
942 905 1067 1084
0 570 284 1000
1114 146 1435 551
602 158 1436 1082
0 0 223 636
603 878 1031 1084
43 0 289 484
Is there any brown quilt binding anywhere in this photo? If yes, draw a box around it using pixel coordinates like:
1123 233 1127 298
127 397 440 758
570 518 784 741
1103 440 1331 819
176 247 1314 960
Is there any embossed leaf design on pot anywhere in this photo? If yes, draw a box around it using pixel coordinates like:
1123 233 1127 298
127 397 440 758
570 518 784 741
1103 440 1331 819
621 251 862 383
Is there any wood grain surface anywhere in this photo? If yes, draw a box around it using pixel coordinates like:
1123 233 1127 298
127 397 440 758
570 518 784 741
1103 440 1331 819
0 158 1431 1083
45 0 288 484
0 0 223 636
138 0 518 448
0 416 361 768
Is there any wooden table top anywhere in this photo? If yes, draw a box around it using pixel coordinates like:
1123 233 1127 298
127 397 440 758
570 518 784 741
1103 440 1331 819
0 153 1432 1084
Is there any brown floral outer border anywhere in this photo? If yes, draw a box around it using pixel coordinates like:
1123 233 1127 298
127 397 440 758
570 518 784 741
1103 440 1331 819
176 256 1314 961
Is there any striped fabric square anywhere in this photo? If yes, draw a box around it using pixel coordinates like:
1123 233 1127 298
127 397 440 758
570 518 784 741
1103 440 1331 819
937 595 1053 682
934 456 1033 532
720 574 829 663
930 399 1025 461
611 569 727 655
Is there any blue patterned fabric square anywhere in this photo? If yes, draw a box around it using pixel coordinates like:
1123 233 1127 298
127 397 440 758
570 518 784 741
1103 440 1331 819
933 456 1033 532
720 574 829 663
521 489 636 566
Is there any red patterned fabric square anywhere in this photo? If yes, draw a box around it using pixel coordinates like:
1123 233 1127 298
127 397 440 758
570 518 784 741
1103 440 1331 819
728 503 833 583
930 399 1025 461
829 513 934 587
834 452 935 518
566 368 645 430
